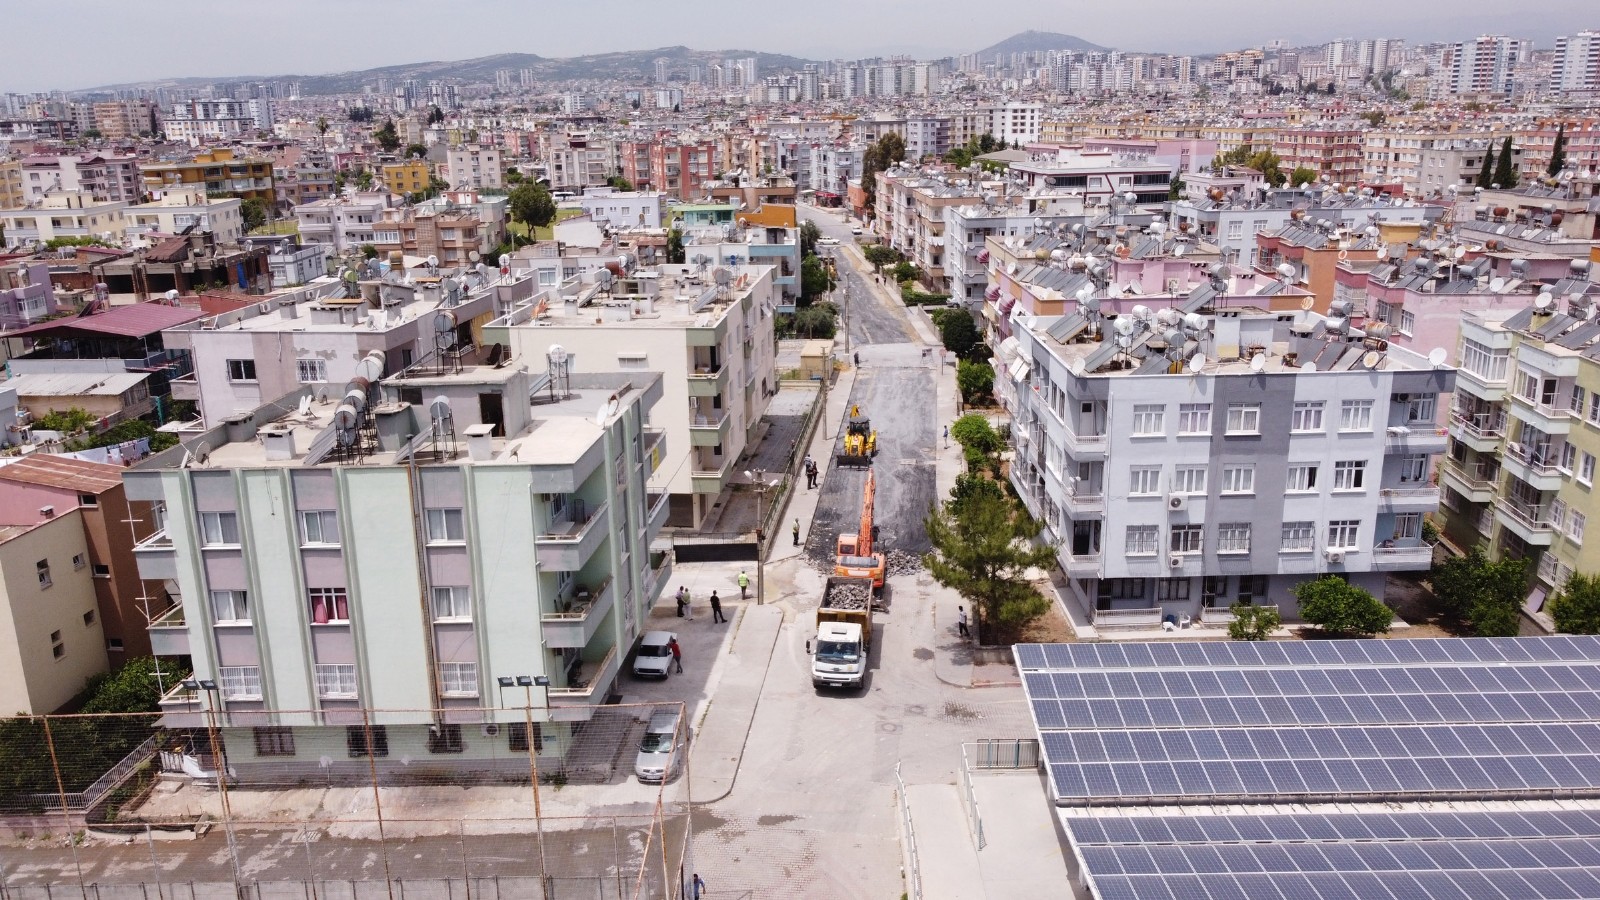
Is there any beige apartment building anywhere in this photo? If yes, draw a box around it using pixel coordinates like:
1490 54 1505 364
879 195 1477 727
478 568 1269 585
0 510 108 713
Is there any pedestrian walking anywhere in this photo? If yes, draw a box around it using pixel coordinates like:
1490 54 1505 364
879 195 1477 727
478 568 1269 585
675 586 688 618
737 570 750 599
807 459 818 489
957 605 970 638
793 518 801 546
710 591 726 623
692 874 706 899
943 425 950 447
853 351 860 366
669 637 683 673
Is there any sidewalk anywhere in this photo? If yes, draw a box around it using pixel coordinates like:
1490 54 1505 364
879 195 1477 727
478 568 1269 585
907 770 1074 899
683 602 782 803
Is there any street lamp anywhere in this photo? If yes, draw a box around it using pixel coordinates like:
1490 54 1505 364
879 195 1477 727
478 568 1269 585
182 677 241 887
744 469 780 604
498 673 551 897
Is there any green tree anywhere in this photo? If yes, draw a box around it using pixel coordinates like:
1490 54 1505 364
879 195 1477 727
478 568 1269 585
938 309 980 360
791 305 836 338
83 128 102 140
860 133 908 212
950 413 1003 472
427 106 445 125
507 182 556 230
373 118 401 153
956 360 994 405
33 407 97 433
1430 547 1527 636
240 197 269 231
404 143 428 159
800 255 835 302
315 116 329 152
1550 571 1600 634
355 169 374 191
81 657 186 715
924 483 1055 643
1549 123 1568 176
665 227 685 264
1476 140 1497 188
1246 149 1285 187
799 220 822 259
1292 576 1394 636
607 174 635 192
862 245 903 268
1228 603 1281 641
1492 135 1518 188
360 244 379 259
891 261 921 284
1289 166 1319 187
1168 176 1186 201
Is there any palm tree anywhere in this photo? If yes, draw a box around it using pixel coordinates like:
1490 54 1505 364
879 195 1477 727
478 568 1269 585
316 117 329 153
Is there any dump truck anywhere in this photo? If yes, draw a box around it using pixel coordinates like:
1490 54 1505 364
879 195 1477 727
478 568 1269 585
835 467 886 588
812 576 874 689
835 404 878 467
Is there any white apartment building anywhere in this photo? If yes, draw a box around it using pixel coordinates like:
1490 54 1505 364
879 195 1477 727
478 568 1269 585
1361 130 1493 190
20 154 141 203
293 192 394 254
129 368 669 780
1008 149 1174 208
1170 190 1436 268
125 190 244 247
1414 140 1521 198
943 194 1106 303
1001 293 1453 627
874 170 982 289
486 263 779 528
443 146 504 191
578 188 663 230
1551 31 1600 97
986 102 1042 146
0 192 128 247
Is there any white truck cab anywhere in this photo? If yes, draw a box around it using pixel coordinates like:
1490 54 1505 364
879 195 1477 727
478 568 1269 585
812 621 866 689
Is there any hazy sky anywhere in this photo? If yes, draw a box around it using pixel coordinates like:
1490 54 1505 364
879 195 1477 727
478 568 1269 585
4 0 1595 92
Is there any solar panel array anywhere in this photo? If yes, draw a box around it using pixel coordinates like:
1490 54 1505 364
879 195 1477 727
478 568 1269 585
1068 809 1600 900
1017 636 1600 805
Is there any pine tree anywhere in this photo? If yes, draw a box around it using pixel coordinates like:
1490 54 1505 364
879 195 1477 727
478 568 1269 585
1549 124 1568 176
1475 140 1496 189
1492 135 1517 189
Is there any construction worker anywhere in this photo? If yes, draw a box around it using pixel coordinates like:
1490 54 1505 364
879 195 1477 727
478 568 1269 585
737 570 750 599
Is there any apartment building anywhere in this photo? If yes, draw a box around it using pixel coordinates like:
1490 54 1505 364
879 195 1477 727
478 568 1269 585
1442 35 1533 97
874 171 980 290
293 192 394 254
1273 127 1364 185
1008 149 1173 207
543 130 616 194
124 190 244 247
578 187 663 230
486 263 779 528
140 149 276 207
1413 139 1517 198
91 99 156 140
442 145 503 191
0 507 107 713
1515 120 1600 182
1170 189 1435 269
1436 288 1600 624
371 206 486 267
382 160 432 196
1551 31 1600 97
0 191 128 246
1002 294 1453 627
0 158 24 209
20 154 141 203
942 194 1111 303
127 367 668 779
647 140 723 202
0 260 59 330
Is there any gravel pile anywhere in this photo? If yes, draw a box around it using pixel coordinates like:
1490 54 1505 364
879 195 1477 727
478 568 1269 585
885 550 924 576
822 581 872 610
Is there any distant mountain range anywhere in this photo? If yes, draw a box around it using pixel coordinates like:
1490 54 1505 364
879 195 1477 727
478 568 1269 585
974 30 1109 59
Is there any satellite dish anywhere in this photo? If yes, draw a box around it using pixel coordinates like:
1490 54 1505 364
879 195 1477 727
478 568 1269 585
1301 361 1317 373
1453 246 1467 260
468 250 481 263
1130 282 1144 296
1428 348 1448 367
1173 245 1185 258
1069 358 1086 377
1489 277 1506 292
1300 296 1314 311
1362 351 1382 368
1249 353 1267 373
1187 354 1206 374
1536 292 1554 311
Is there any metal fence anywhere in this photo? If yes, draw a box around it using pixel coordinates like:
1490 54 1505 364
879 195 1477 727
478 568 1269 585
0 704 690 900
893 763 921 900
966 738 1042 771
957 745 986 852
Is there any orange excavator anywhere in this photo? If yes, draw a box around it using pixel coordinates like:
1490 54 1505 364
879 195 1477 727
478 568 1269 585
835 467 886 589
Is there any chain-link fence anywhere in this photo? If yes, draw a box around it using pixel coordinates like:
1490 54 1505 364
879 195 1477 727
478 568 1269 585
0 703 690 900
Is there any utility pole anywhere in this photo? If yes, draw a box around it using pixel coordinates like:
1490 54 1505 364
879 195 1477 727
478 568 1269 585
744 470 777 604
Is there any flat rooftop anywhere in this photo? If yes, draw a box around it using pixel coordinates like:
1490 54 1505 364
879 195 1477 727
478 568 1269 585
512 265 768 331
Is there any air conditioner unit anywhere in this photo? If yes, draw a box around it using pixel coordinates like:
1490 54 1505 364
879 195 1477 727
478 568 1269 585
1169 553 1184 568
1167 493 1188 512
482 723 501 738
1325 549 1345 563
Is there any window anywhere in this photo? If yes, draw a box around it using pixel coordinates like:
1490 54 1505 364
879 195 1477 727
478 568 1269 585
50 630 64 659
1582 453 1596 486
1516 369 1540 403
1333 461 1367 491
296 358 327 384
200 511 239 546
1237 575 1268 605
431 586 472 620
227 359 258 382
1171 525 1204 554
1570 512 1587 545
83 610 95 626
1402 395 1436 422
1588 394 1600 425
315 664 358 698
1327 520 1361 550
427 724 465 754
78 492 98 508
219 666 263 700
617 353 649 370
346 725 389 758
1393 513 1422 540
92 563 110 577
106 638 124 651
253 727 295 757
440 661 478 697
71 552 87 571
36 559 51 588
1131 404 1164 435
1220 465 1255 494
1398 454 1429 483
1552 499 1568 531
1281 522 1315 552
308 587 349 623
1125 526 1159 555
1095 578 1148 603
1177 403 1211 434
1173 466 1207 494
1201 577 1228 607
1225 403 1260 434
508 721 543 753
1399 309 1415 336
1291 401 1324 433
1217 523 1251 554
1571 386 1588 416
1157 579 1191 600
299 510 339 545
210 590 250 623
1562 443 1578 474
1286 464 1319 493
1128 466 1162 496
1339 400 1374 431
425 508 465 542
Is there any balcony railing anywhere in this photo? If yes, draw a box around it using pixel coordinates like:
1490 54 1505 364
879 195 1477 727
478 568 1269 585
1450 411 1505 440
534 502 610 571
1503 442 1563 477
1496 497 1555 532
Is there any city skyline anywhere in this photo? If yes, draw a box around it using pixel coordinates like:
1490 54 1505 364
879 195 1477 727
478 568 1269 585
0 0 1594 92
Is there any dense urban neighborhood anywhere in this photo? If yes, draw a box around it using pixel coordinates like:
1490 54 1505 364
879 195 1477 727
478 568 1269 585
2 12 1600 899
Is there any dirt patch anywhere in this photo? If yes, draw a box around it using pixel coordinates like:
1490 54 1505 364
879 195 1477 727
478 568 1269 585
941 702 980 721
1019 600 1077 644
1379 570 1471 639
911 647 934 661
756 814 799 827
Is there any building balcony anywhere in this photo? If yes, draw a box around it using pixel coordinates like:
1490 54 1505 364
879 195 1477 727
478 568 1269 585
132 529 178 581
1062 551 1102 578
1537 552 1561 586
1454 368 1506 401
156 681 206 729
542 577 614 650
547 644 619 718
644 551 673 606
147 602 189 656
534 502 610 571
1370 541 1434 571
1448 411 1505 453
689 409 732 447
1384 426 1448 454
691 455 734 494
1508 394 1573 435
1501 444 1565 491
687 364 729 397
1493 497 1557 546
643 428 667 471
647 490 670 535
1063 429 1109 460
1378 484 1441 512
1438 459 1497 503
1063 485 1105 516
